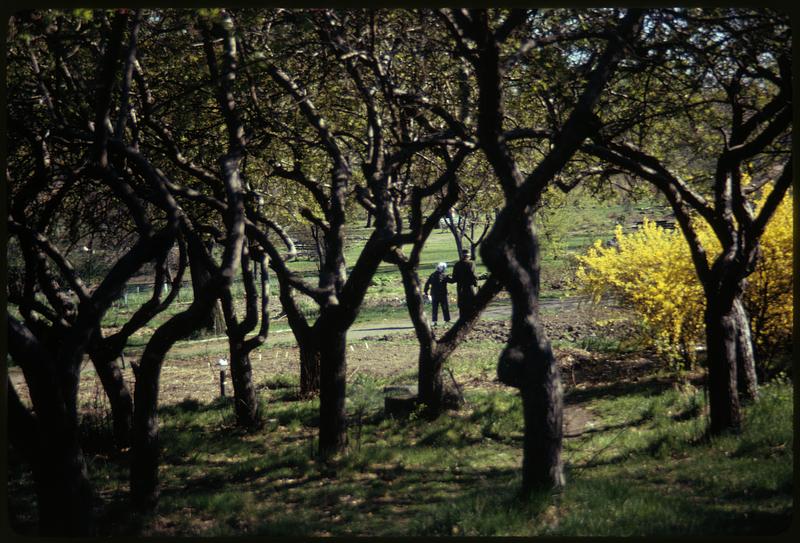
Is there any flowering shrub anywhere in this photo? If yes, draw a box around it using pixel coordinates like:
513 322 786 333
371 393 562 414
575 188 792 368
746 188 793 364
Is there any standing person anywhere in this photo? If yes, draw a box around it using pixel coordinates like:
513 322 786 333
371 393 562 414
424 262 451 326
452 249 478 314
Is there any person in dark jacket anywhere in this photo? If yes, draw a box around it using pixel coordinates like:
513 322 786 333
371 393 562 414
424 262 450 325
452 249 478 314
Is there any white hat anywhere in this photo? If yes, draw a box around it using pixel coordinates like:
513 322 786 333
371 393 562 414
436 262 447 271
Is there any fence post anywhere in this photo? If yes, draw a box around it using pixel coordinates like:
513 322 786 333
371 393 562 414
217 358 228 397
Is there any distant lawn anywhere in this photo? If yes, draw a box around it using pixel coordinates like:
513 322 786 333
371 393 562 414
99 186 670 345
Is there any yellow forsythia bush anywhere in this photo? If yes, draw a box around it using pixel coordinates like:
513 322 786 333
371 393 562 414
575 189 792 367
746 188 793 360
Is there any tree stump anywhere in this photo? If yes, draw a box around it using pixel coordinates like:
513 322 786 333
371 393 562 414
383 385 418 418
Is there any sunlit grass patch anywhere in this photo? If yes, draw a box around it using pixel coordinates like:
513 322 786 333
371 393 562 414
417 381 792 537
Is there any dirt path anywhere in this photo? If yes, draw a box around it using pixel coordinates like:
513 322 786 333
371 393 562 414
345 296 591 341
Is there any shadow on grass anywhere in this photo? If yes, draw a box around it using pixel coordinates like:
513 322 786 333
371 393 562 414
565 376 679 405
145 431 522 537
408 472 557 536
149 392 526 535
11 376 788 537
245 463 521 536
159 396 231 417
570 411 653 438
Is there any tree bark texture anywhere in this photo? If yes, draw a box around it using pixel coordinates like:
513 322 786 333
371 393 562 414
732 295 758 401
130 286 224 509
228 339 260 428
300 339 322 397
219 244 266 429
484 214 565 491
277 273 322 397
89 353 134 449
85 236 187 450
188 239 225 334
704 297 743 434
463 8 641 491
418 349 446 413
5 381 88 536
317 321 348 457
8 316 94 535
397 256 501 416
396 260 442 412
312 233 394 458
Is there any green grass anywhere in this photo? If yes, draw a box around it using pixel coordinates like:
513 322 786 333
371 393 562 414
10 361 791 536
412 381 793 537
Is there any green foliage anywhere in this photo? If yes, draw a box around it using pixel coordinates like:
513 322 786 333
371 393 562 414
71 8 94 21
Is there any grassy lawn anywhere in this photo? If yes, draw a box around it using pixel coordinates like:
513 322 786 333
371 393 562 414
8 340 791 536
9 187 790 537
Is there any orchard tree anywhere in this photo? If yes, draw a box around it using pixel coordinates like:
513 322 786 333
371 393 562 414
581 7 791 433
441 154 502 259
383 146 504 415
309 8 510 423
5 9 203 531
117 9 299 436
228 8 486 455
7 8 255 509
441 7 643 492
355 11 508 414
99 10 256 508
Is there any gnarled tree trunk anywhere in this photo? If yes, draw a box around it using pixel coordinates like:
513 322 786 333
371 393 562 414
317 319 348 457
188 238 225 334
487 213 565 492
130 332 171 509
8 317 95 535
459 6 642 492
131 227 243 510
220 243 269 429
130 288 222 509
88 352 133 449
228 339 260 428
276 267 323 397
300 338 322 397
418 349 446 414
396 260 445 413
704 295 742 434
